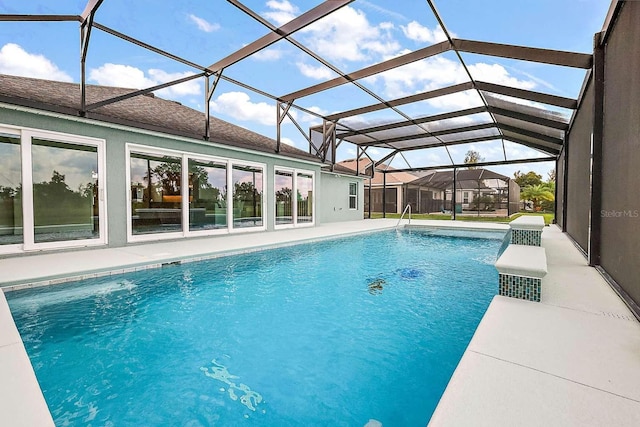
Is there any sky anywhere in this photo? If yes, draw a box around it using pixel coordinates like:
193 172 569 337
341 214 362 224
0 0 612 181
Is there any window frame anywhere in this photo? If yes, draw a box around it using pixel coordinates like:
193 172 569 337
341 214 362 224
273 167 315 229
348 182 358 210
126 144 186 243
0 124 107 254
229 159 267 233
185 155 231 237
126 144 267 243
0 126 23 254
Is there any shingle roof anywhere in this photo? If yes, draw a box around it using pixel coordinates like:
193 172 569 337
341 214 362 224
409 168 510 190
0 74 319 163
336 159 419 185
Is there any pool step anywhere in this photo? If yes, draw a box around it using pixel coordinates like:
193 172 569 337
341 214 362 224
495 244 547 302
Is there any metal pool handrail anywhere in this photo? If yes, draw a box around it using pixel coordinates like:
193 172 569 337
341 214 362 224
396 204 412 229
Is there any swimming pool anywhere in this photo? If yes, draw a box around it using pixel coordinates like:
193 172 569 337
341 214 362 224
7 228 504 426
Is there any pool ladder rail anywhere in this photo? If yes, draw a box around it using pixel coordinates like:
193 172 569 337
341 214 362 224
396 204 412 229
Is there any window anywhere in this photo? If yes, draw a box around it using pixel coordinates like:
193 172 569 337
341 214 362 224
275 170 293 225
31 138 100 244
349 182 358 209
296 172 313 224
0 133 22 247
189 158 227 231
130 151 182 235
232 164 263 228
127 145 265 240
463 191 469 204
274 168 314 227
0 126 106 253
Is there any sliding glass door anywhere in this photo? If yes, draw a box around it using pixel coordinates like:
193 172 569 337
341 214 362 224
274 167 314 228
232 164 263 229
127 145 266 241
31 138 100 243
0 126 106 253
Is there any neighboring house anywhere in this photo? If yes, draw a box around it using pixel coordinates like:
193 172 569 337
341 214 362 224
409 169 520 215
0 74 364 255
336 159 443 214
337 160 520 216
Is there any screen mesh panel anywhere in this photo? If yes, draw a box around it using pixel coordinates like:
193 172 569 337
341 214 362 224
565 82 593 253
599 1 640 306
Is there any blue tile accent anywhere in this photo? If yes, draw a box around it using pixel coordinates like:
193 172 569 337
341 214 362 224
499 273 541 302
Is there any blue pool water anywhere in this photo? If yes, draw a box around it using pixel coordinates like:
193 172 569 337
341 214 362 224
8 228 504 426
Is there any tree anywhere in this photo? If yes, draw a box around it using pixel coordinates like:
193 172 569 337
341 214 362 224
33 170 76 202
464 150 484 169
234 182 257 202
275 187 292 202
520 184 554 211
0 185 17 199
151 161 181 195
189 165 212 191
513 170 543 188
547 168 556 183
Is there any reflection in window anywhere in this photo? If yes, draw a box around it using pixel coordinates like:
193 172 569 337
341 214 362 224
32 138 99 243
232 164 263 228
0 134 22 245
275 170 293 225
189 158 227 231
130 152 182 235
297 173 313 224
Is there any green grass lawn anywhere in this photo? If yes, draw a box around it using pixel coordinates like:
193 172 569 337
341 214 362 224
369 211 555 225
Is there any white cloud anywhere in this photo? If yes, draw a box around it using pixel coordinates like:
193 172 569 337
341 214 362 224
252 47 284 61
372 54 467 98
468 63 537 90
280 137 297 147
89 64 202 98
0 43 72 82
89 64 152 88
504 65 560 93
267 0 297 13
305 105 328 116
296 105 328 126
427 91 485 111
296 62 334 80
358 0 408 21
264 0 298 26
209 91 275 126
188 14 220 32
401 22 450 44
301 6 400 62
379 22 394 31
366 48 538 111
149 69 202 97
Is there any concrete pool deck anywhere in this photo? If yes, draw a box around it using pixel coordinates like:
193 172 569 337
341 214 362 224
429 224 640 426
1 219 639 425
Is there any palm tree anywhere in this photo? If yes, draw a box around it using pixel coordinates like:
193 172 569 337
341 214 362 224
520 184 554 211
